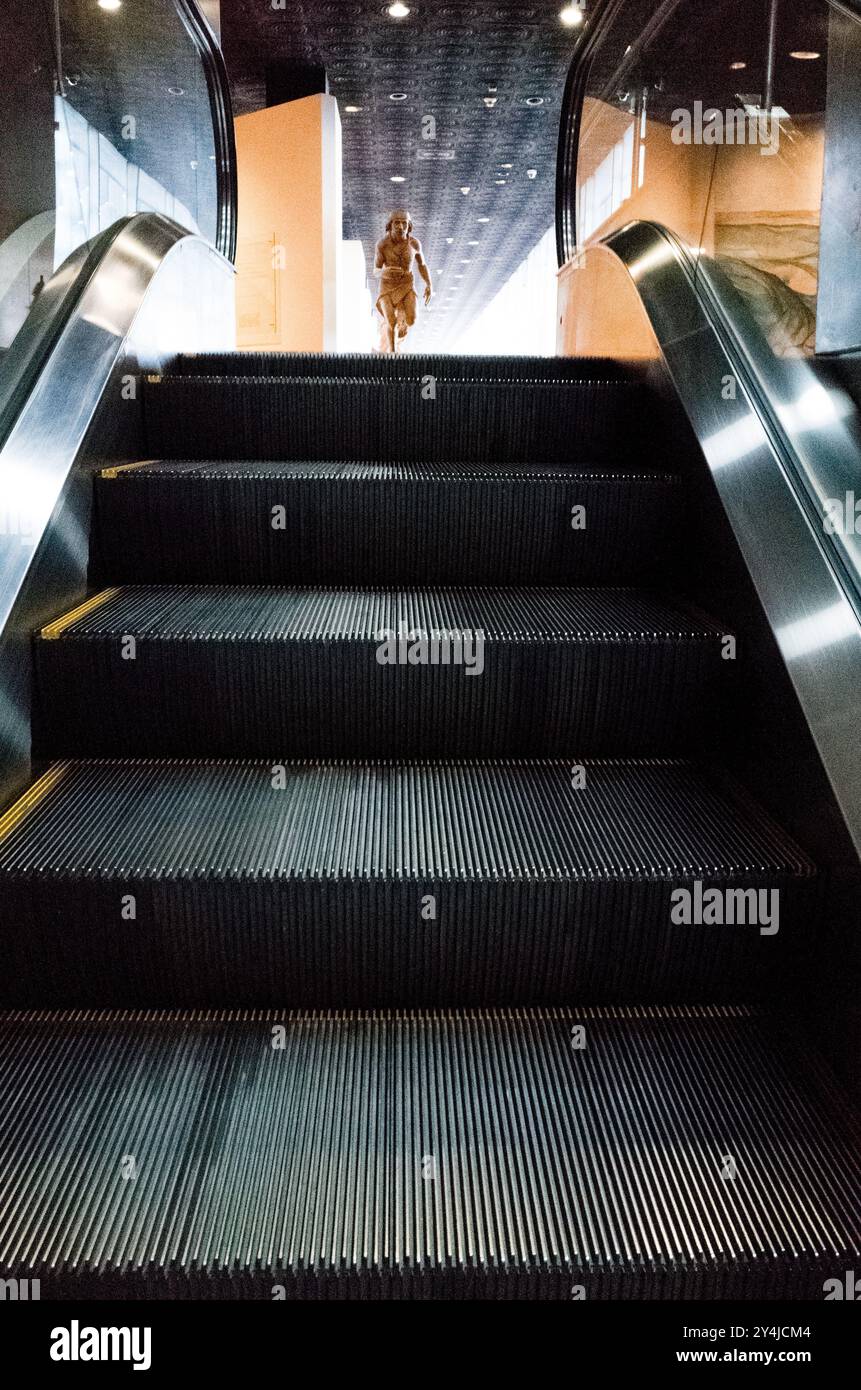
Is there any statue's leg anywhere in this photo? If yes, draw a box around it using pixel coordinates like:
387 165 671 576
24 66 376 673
379 295 397 353
395 293 417 346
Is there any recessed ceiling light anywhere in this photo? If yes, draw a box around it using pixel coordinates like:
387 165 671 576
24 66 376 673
344 105 363 113
468 240 479 245
387 2 411 16
97 0 122 9
390 175 405 183
167 86 185 96
525 96 544 106
500 163 513 169
446 237 454 243
389 92 408 101
729 61 747 70
526 168 537 179
495 179 506 184
483 97 498 108
789 50 821 60
460 186 471 194
460 259 471 264
559 4 584 27
477 216 490 223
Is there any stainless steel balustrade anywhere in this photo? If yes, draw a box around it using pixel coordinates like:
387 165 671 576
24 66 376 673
0 213 235 801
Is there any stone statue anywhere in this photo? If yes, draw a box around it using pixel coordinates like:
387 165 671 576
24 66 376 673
375 209 432 352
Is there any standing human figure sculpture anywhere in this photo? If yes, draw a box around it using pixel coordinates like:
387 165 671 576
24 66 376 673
375 209 432 352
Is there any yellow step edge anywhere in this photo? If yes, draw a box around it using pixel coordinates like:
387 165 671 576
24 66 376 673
0 765 69 843
99 460 156 481
40 588 123 641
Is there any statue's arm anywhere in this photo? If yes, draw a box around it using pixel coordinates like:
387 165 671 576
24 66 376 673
412 239 433 302
374 239 387 275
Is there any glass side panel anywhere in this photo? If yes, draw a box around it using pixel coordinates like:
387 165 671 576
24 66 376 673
576 0 859 356
0 0 217 369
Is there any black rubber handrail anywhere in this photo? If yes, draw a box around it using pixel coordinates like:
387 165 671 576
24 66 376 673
0 223 126 452
175 0 238 264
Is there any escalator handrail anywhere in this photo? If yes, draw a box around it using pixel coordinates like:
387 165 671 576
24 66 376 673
613 218 861 625
0 223 131 454
555 0 684 266
0 213 234 642
175 0 238 264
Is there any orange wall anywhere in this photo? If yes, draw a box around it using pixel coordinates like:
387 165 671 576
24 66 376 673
234 95 342 352
557 254 660 359
559 100 826 357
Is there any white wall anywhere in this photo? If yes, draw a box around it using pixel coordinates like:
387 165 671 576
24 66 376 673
452 226 558 356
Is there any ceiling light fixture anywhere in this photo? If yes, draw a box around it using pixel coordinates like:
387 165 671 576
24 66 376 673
460 186 471 194
389 92 408 101
789 50 821 60
477 216 490 223
344 105 363 113
525 96 544 106
468 239 479 245
167 86 185 96
483 97 498 108
446 237 454 243
97 0 122 9
387 2 411 16
729 61 747 70
500 163 513 169
526 168 537 179
390 175 405 182
559 4 584 27
495 179 506 184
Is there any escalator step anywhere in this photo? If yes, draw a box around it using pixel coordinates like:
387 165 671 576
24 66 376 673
142 374 654 464
35 585 732 757
166 352 644 381
0 1005 856 1299
93 462 683 585
0 759 814 1006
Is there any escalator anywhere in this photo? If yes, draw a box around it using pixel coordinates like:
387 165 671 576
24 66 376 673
0 0 859 1304
0 351 858 1298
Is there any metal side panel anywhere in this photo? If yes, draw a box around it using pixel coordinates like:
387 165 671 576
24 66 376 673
0 214 235 804
582 223 861 863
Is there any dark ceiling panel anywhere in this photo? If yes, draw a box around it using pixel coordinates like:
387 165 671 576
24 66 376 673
221 0 580 348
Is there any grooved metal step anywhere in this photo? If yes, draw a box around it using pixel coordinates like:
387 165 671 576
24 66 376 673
0 1005 856 1299
0 759 814 1006
167 352 644 381
35 586 731 758
142 375 654 464
93 462 684 585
